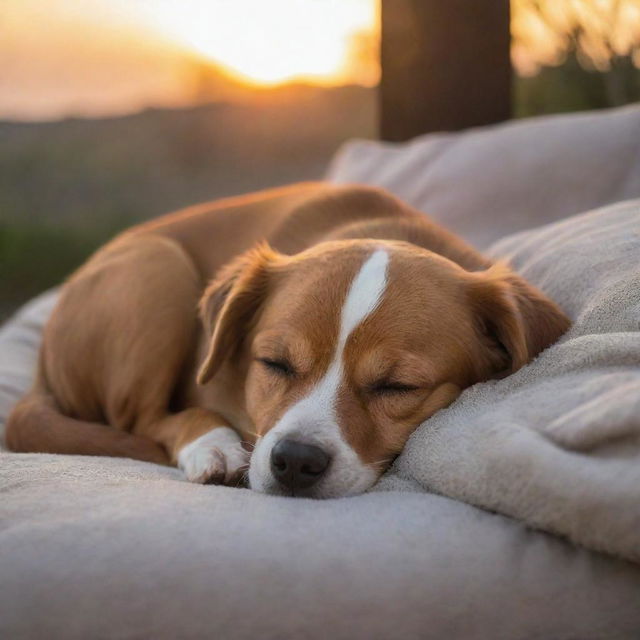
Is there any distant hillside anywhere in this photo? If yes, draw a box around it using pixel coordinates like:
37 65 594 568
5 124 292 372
0 85 375 318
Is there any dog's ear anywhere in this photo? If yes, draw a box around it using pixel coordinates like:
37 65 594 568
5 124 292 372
197 242 282 385
468 263 570 373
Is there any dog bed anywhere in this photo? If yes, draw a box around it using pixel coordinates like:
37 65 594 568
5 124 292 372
2 106 640 639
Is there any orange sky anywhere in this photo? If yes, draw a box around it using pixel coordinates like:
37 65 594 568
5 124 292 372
0 0 379 120
1 0 638 121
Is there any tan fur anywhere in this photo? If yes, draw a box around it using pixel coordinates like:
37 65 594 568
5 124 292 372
6 183 571 482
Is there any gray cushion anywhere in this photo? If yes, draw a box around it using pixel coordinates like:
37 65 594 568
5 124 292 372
327 104 640 249
2 453 640 639
3 106 640 638
2 202 640 637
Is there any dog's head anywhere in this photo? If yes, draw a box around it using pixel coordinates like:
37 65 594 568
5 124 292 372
197 240 569 498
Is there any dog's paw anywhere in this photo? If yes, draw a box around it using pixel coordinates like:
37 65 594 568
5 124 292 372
178 427 249 485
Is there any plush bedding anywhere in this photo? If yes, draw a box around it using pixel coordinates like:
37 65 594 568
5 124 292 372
2 199 640 638
3 105 640 638
379 199 640 562
3 455 640 640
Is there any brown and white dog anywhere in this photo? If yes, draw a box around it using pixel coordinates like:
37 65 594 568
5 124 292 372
6 183 570 498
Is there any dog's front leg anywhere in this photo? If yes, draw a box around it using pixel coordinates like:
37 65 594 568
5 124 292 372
139 409 249 485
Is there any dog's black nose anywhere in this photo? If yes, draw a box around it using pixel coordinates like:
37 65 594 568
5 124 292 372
270 439 330 491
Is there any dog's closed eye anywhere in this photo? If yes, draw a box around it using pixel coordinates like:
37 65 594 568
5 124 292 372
367 380 420 396
257 357 296 377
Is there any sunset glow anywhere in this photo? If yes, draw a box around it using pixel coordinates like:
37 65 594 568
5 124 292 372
127 0 379 86
1 0 638 121
0 0 379 119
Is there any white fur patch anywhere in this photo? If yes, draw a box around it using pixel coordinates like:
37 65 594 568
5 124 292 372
249 249 389 497
178 427 248 485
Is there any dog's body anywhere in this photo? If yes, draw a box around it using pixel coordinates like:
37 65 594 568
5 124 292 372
6 183 570 497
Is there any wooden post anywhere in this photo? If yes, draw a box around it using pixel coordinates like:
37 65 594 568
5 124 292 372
380 0 511 141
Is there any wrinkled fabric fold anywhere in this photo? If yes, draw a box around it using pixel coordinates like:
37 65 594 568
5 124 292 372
378 199 640 562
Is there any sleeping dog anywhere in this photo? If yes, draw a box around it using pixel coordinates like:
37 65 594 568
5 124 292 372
6 184 570 497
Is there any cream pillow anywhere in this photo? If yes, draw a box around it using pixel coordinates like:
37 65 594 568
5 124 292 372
327 104 640 248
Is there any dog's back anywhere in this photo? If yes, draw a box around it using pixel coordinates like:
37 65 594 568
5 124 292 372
122 182 490 280
6 184 561 485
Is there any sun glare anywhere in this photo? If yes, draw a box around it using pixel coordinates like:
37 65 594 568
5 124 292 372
126 0 378 86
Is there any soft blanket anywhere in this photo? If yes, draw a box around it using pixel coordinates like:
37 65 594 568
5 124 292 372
2 455 640 639
1 201 640 638
379 198 640 562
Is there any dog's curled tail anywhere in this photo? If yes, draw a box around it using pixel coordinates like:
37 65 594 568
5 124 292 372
5 390 169 465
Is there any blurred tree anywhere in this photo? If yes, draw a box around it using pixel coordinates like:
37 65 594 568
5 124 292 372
512 0 640 115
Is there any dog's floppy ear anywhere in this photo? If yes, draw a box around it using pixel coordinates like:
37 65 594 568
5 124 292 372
468 263 570 373
197 242 282 385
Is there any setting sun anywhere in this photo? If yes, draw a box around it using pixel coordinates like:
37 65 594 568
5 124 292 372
2 0 638 121
0 0 379 120
123 0 378 86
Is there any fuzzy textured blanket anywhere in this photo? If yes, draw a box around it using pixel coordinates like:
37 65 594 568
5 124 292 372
1 200 640 638
378 199 640 562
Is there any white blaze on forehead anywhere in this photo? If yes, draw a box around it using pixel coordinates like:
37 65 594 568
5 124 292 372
287 247 390 423
249 248 390 497
338 248 390 344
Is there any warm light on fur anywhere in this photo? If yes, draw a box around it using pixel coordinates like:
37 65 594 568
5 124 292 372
6 183 570 497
